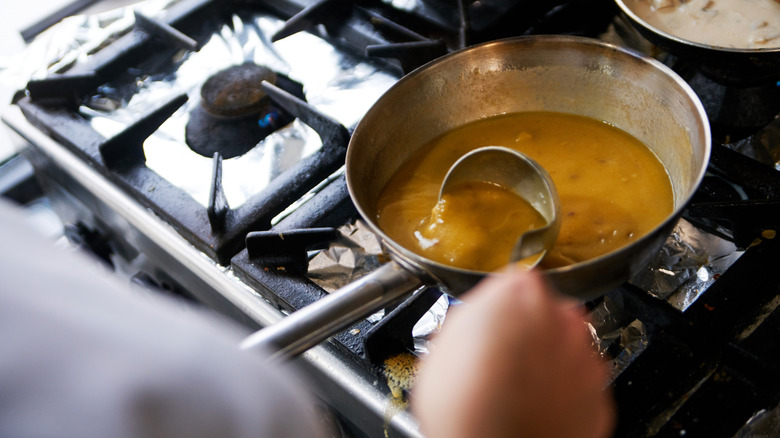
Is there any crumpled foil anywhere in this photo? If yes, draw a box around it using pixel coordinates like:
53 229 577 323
307 220 388 293
305 219 450 344
630 218 743 311
588 217 743 378
411 294 449 355
3 0 439 340
1 1 176 98
310 216 744 363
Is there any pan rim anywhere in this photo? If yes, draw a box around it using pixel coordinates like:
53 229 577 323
346 34 711 284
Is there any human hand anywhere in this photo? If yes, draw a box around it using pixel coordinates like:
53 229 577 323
411 269 614 438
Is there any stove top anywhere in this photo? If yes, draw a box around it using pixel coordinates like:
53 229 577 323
2 0 779 437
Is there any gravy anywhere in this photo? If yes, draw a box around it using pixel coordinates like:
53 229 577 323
375 111 674 272
412 181 547 271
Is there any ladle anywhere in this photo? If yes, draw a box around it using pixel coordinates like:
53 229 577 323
241 147 561 361
439 146 560 263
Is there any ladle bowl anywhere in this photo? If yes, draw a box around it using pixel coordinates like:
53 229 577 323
438 146 560 263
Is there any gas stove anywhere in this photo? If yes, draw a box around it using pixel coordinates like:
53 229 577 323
2 0 779 437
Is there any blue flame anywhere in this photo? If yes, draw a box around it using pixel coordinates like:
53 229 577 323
258 110 278 128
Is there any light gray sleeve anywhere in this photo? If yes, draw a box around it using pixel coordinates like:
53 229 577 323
0 199 329 438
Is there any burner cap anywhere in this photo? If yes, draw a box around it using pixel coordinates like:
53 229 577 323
186 108 271 158
200 63 277 118
185 63 303 159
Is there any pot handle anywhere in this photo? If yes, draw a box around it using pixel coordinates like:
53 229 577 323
240 262 424 361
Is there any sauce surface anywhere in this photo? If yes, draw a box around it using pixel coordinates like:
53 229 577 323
375 112 674 272
626 0 780 49
413 181 547 271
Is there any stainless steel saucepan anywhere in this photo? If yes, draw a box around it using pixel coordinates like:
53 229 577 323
242 35 711 360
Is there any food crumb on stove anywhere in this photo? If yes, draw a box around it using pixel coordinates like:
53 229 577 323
381 353 419 437
383 353 419 400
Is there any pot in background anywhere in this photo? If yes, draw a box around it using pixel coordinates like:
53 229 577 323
613 0 780 84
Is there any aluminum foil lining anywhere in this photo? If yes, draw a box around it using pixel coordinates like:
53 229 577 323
6 0 398 209
630 218 743 310
411 294 449 355
307 220 388 293
311 217 742 364
302 215 745 404
588 217 743 380
306 219 450 345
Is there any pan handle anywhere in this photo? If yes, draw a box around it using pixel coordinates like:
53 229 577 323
240 262 425 361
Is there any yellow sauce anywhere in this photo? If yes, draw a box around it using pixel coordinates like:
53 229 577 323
375 111 674 271
412 181 547 271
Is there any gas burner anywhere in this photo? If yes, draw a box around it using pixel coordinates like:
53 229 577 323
201 63 279 118
185 63 305 158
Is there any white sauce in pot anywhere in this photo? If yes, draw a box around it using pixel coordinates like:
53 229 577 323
625 0 780 49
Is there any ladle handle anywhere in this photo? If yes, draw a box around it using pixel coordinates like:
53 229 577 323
240 262 424 361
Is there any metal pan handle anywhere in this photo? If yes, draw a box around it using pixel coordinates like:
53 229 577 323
240 262 424 361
